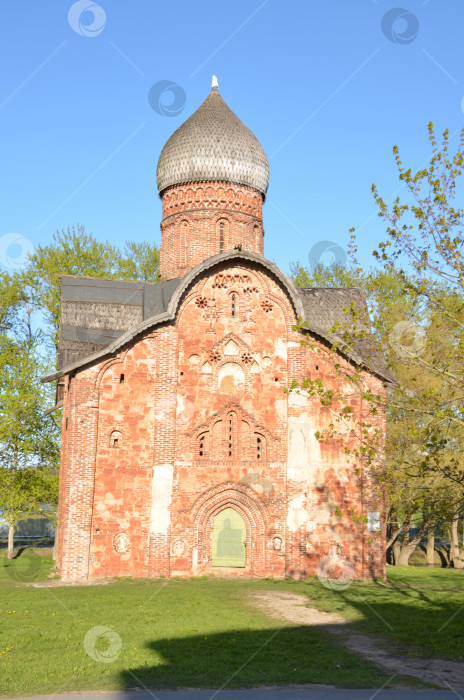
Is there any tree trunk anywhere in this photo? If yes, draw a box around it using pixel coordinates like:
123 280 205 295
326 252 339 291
52 537 57 562
395 543 418 566
426 530 435 565
450 517 464 569
7 524 14 559
392 540 401 565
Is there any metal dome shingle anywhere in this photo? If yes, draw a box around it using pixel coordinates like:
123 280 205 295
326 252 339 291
156 89 269 197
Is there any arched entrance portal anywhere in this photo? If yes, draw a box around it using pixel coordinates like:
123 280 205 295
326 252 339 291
212 508 246 567
191 483 267 575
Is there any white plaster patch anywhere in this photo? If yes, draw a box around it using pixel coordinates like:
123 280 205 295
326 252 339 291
286 494 308 532
274 337 287 360
192 547 198 571
288 389 309 408
150 464 174 534
308 416 322 466
275 398 287 421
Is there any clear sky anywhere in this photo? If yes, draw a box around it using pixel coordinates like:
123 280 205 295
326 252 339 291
1 0 464 277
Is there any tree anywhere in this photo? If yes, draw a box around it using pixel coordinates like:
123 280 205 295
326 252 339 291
0 328 60 558
371 124 464 563
289 258 458 565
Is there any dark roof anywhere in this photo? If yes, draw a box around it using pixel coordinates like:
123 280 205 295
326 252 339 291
43 252 394 385
57 276 182 370
297 287 395 384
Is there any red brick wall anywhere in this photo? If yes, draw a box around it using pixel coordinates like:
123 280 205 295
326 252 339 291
159 181 264 280
56 260 386 581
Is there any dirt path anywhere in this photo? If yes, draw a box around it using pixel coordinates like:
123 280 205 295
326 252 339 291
249 591 464 689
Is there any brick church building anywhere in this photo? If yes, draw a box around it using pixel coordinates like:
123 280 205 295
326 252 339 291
45 81 392 582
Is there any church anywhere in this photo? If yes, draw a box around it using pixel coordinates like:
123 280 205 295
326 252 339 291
44 80 392 582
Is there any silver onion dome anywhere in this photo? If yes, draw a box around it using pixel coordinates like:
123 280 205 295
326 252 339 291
156 80 269 197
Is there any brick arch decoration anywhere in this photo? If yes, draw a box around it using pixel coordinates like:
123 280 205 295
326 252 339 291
95 350 129 389
191 482 268 575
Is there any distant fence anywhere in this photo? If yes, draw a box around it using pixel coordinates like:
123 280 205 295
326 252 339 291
0 518 55 539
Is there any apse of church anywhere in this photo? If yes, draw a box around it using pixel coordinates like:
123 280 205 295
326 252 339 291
45 79 392 582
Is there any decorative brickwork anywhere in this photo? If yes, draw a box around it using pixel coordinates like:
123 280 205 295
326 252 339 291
53 86 387 583
55 259 386 582
160 181 264 280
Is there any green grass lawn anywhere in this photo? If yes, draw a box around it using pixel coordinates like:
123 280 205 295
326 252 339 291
1 549 463 697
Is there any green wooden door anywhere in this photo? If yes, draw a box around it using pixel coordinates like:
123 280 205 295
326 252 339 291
212 507 246 567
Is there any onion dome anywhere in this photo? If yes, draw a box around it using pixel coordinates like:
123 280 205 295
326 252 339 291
156 78 269 197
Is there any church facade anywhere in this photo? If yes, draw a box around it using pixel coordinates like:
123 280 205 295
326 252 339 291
45 83 392 582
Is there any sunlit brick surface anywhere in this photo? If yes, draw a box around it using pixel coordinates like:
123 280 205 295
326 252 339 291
56 257 386 582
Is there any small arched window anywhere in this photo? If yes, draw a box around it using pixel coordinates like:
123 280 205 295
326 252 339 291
217 219 229 252
180 219 189 267
219 221 225 252
198 432 209 458
255 434 266 461
227 412 238 458
254 224 261 250
231 292 237 317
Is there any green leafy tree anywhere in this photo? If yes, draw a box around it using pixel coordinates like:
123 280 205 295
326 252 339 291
290 257 458 565
371 124 464 565
0 327 60 558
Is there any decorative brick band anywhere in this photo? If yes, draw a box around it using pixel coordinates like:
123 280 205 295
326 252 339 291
160 181 265 280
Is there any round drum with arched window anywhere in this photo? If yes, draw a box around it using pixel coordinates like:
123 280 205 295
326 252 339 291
211 507 246 567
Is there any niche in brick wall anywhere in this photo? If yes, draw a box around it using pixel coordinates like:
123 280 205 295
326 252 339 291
110 430 122 449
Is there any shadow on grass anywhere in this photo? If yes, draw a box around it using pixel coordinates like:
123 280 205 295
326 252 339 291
117 623 396 690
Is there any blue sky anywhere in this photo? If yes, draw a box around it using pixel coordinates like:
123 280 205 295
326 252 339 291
1 0 464 277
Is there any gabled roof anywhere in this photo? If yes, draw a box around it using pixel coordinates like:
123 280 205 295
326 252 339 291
42 251 394 385
297 287 395 384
